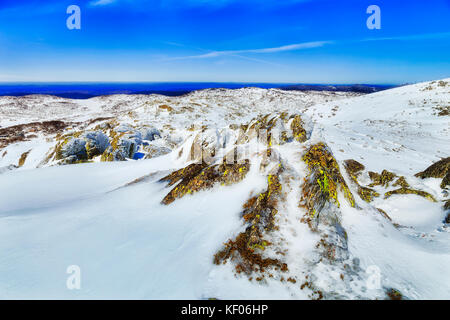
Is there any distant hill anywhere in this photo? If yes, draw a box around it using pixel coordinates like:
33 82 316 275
279 84 396 93
0 82 396 99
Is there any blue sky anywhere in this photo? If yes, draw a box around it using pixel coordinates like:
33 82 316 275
0 0 449 83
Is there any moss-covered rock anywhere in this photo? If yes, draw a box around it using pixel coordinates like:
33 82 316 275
386 288 403 300
18 150 31 167
376 208 392 221
392 176 410 188
300 143 354 263
160 159 250 205
49 130 110 164
290 114 307 143
441 172 449 189
236 112 307 147
100 128 141 161
344 159 365 177
368 170 396 188
57 138 87 163
444 200 450 224
444 199 450 211
358 186 380 203
213 165 287 275
84 131 110 159
301 143 355 221
159 163 207 187
343 159 379 203
384 187 437 202
415 157 450 189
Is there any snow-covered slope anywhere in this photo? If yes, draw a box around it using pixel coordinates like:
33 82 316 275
0 80 449 299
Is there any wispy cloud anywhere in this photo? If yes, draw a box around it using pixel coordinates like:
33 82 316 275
161 31 450 66
361 32 450 42
166 41 332 61
87 0 311 11
90 0 116 6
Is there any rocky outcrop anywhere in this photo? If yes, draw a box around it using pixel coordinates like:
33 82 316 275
300 142 355 263
344 159 379 203
46 124 162 164
52 130 110 164
160 159 250 205
415 157 450 189
214 164 287 275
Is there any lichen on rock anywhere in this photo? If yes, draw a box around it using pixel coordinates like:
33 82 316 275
213 164 287 275
290 114 307 143
301 143 355 223
376 208 392 221
344 159 379 203
384 187 437 202
48 130 110 164
386 288 403 300
344 159 365 177
415 157 450 189
159 159 250 205
368 170 396 188
300 143 355 265
18 150 31 167
357 186 380 203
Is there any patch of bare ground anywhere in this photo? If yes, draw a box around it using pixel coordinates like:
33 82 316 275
0 120 71 149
